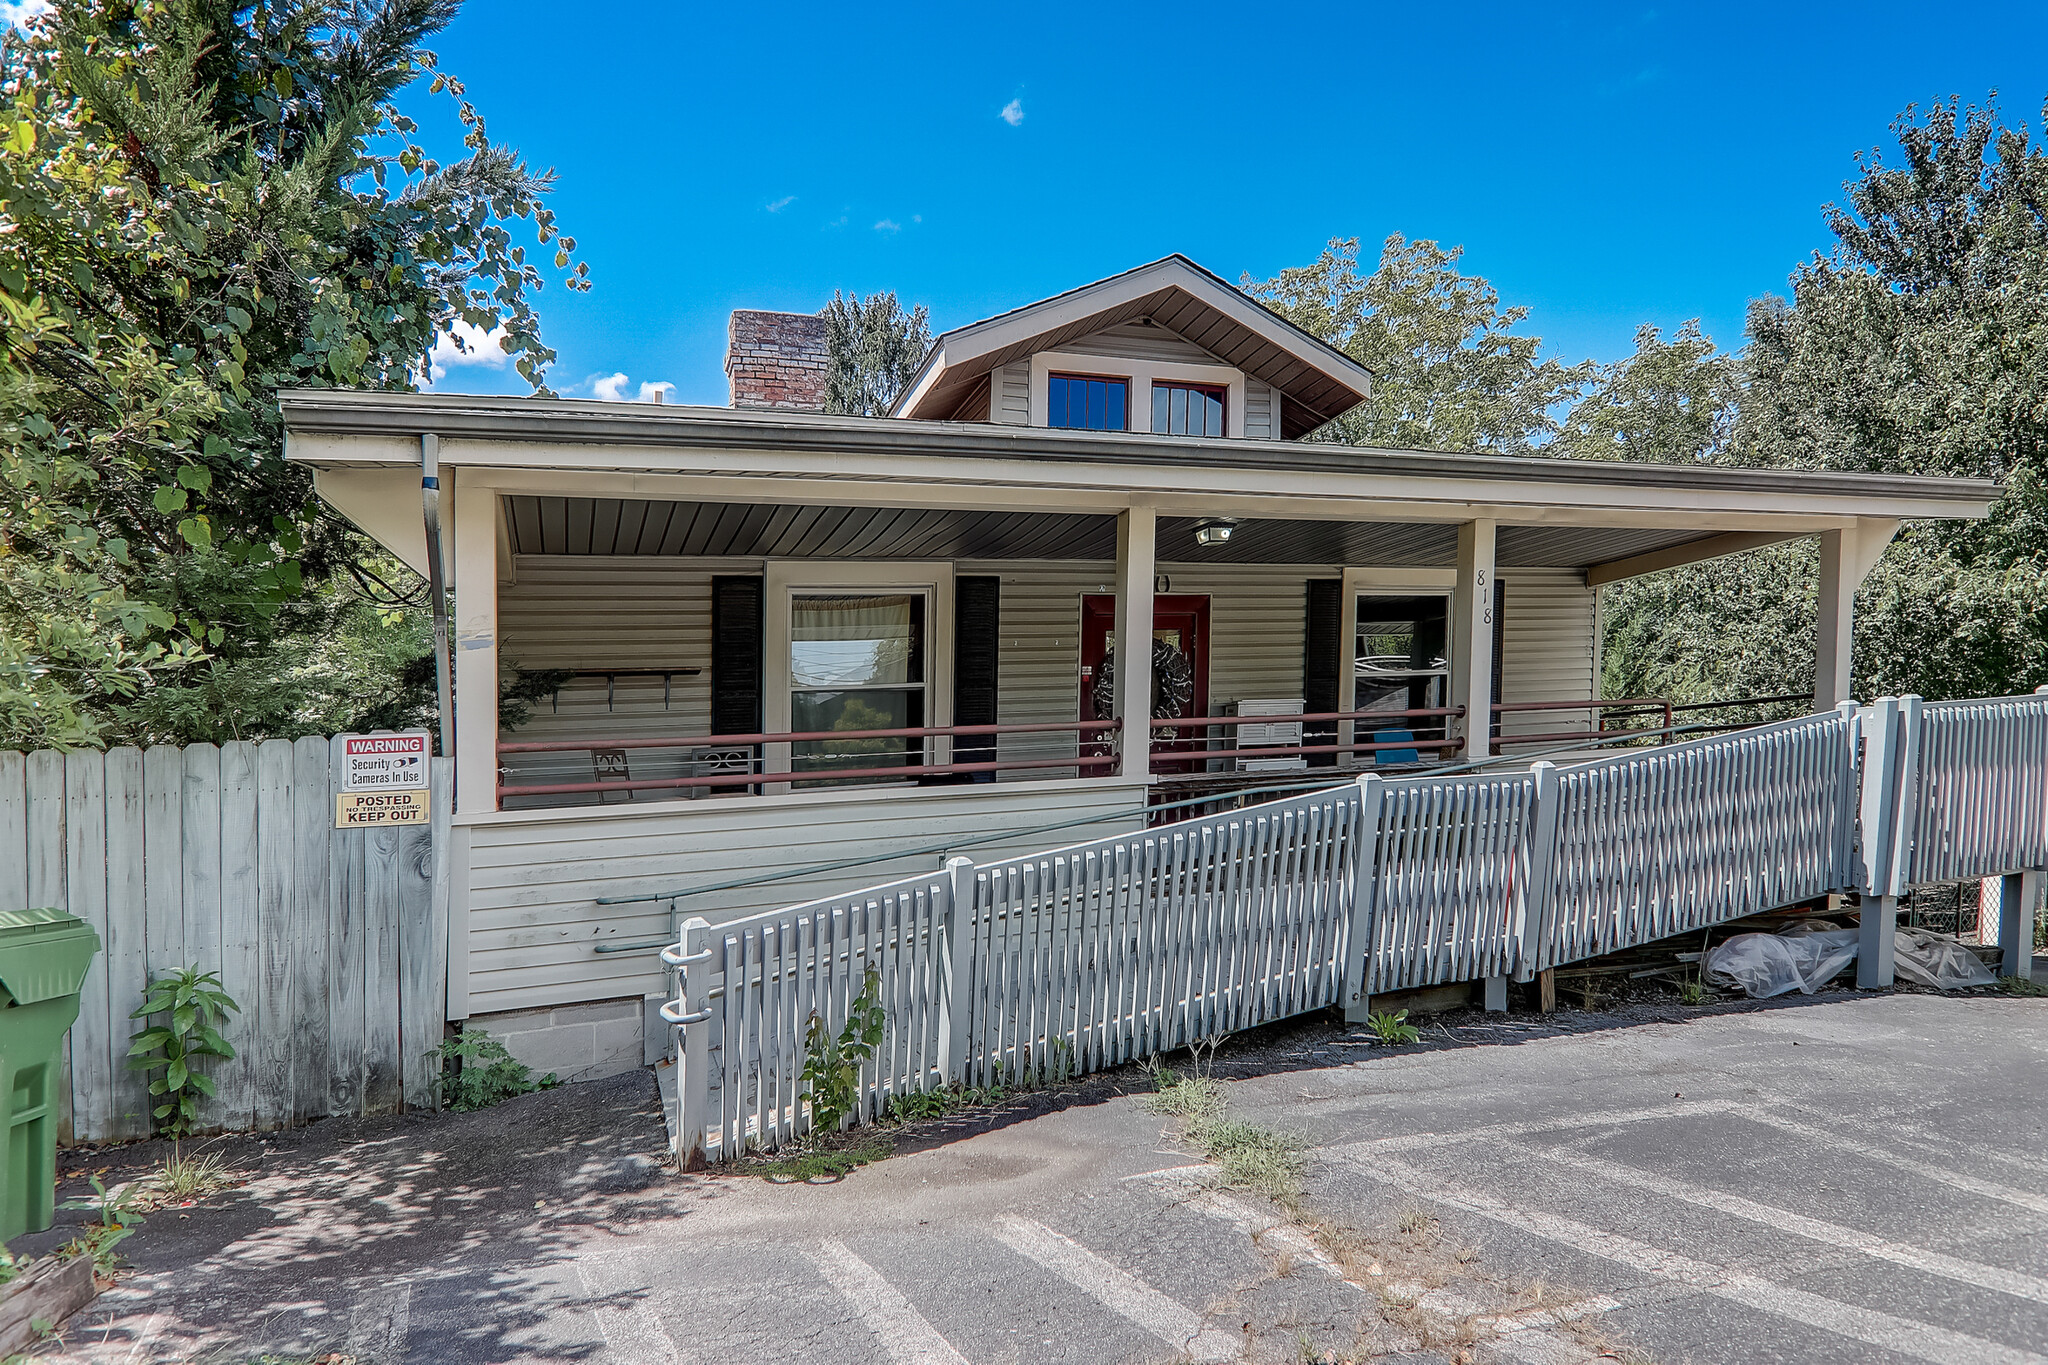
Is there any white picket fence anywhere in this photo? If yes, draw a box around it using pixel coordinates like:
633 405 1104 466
0 739 450 1143
664 691 2048 1164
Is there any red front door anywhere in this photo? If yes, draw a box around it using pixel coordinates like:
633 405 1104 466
1080 594 1211 773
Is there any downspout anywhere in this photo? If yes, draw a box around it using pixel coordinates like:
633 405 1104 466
421 433 455 767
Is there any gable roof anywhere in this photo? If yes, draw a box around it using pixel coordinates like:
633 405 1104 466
889 254 1373 439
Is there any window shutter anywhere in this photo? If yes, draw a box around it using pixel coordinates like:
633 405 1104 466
1491 578 1507 739
711 575 764 739
1303 579 1343 768
952 576 1001 782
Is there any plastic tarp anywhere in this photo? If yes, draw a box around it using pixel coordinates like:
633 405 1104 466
1702 925 1859 999
1701 918 1999 997
1893 929 1999 991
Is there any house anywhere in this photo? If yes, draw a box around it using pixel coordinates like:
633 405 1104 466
281 255 1996 1078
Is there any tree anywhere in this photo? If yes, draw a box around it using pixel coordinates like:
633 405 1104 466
1599 95 2048 707
0 0 586 747
822 290 930 417
1244 235 1593 453
1551 320 1736 464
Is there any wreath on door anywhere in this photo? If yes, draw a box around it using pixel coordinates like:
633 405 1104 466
1092 636 1197 741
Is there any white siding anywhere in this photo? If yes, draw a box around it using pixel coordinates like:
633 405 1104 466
461 779 1148 1014
1244 380 1275 440
496 556 732 802
1497 570 1600 739
994 361 1030 425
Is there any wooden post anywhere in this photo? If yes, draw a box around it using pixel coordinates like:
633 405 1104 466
938 856 976 1087
1857 694 1919 988
1343 774 1384 1022
452 471 500 815
675 915 712 1170
1515 761 1560 983
1814 520 1899 713
1113 506 1158 781
1537 970 1556 1014
1450 519 1498 758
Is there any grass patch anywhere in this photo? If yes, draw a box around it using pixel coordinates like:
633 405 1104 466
1999 975 2048 997
137 1148 239 1208
1146 1059 1305 1205
749 1139 893 1183
883 1081 1013 1123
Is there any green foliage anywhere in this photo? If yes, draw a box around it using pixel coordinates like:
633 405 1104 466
436 1031 557 1111
822 290 931 417
801 966 886 1134
1364 1009 1421 1045
754 1139 892 1183
884 1080 1012 1123
1999 975 2048 998
1551 320 1737 465
126 966 239 1137
56 1175 144 1278
1676 976 1710 1006
0 1243 16 1285
0 0 584 747
1244 234 1593 453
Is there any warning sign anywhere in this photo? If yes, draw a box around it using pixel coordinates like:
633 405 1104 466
336 791 430 828
343 732 430 791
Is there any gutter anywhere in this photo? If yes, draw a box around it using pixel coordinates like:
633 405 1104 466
278 391 2003 508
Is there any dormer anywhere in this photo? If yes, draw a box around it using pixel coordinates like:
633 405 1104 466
889 255 1373 440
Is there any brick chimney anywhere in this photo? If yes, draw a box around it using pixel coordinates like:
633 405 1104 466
726 310 829 410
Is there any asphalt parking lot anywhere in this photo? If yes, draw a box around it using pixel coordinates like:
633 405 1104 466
26 978 2048 1365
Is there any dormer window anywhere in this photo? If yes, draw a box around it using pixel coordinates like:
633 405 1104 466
1153 380 1227 437
1047 372 1129 431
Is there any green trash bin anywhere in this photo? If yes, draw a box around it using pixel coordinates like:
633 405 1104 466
0 907 102 1244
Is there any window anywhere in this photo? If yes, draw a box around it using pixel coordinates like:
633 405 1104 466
1354 595 1449 716
1153 381 1227 437
1047 373 1128 430
789 593 927 781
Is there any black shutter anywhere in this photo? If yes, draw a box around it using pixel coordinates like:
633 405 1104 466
1490 578 1507 739
952 576 1001 783
711 574 764 741
1303 579 1343 768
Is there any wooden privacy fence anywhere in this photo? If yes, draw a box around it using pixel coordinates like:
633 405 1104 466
664 692 2048 1164
0 739 450 1144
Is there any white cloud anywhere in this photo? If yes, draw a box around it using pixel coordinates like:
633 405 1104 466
0 1 52 28
591 373 673 403
999 98 1024 126
766 195 796 212
874 219 901 233
422 322 509 384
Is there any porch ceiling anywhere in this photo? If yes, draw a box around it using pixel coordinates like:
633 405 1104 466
503 496 1733 569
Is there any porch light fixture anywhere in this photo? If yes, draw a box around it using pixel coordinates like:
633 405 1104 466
1193 518 1238 547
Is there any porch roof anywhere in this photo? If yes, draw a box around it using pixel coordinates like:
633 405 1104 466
499 496 1732 571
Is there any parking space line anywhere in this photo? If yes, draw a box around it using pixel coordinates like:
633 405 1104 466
1331 1098 1742 1155
807 1240 969 1365
1340 1151 2048 1365
575 1260 683 1365
991 1215 1239 1364
1500 1136 2048 1305
1738 1104 2048 1217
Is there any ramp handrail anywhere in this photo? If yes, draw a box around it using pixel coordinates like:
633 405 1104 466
661 689 2048 1165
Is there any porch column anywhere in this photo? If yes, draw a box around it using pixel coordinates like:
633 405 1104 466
452 472 501 815
1114 506 1157 780
1814 519 1900 711
1448 518 1498 760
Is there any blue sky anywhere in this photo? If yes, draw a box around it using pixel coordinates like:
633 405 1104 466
408 1 2048 407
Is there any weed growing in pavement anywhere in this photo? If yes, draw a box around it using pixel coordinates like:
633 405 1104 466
56 1176 144 1280
753 1139 892 1183
1364 1009 1422 1044
138 1148 239 1208
800 967 886 1134
1675 975 1711 1006
1999 975 2048 997
1145 1053 1305 1205
437 1032 559 1111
